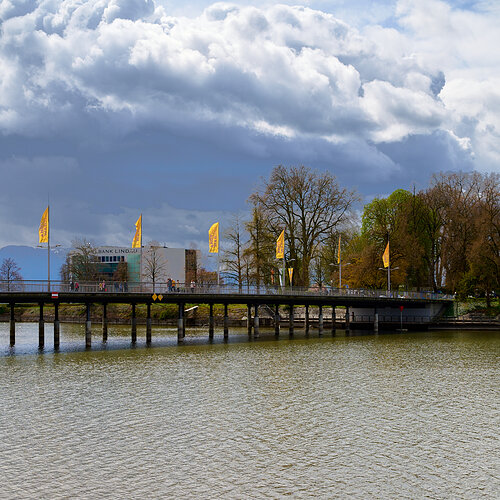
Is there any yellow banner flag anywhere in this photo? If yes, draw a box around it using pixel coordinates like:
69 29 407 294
132 215 142 248
39 206 49 243
209 222 219 253
276 230 284 259
288 267 294 284
337 235 341 264
382 241 390 268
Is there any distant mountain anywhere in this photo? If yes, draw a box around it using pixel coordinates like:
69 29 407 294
0 245 68 281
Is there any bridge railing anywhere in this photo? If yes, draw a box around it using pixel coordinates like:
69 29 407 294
0 280 453 301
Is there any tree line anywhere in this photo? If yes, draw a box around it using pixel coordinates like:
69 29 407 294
221 166 499 302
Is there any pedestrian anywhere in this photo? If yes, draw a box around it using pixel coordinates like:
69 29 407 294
70 280 74 291
75 282 79 291
167 278 172 292
172 279 176 292
190 280 195 292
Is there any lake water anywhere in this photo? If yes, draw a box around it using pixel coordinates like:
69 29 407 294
1 323 498 499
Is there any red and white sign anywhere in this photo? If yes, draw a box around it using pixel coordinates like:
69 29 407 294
51 292 59 299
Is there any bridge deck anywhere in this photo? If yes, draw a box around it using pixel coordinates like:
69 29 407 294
0 290 452 309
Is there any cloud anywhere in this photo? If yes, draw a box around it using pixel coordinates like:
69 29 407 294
0 0 496 251
0 1 449 143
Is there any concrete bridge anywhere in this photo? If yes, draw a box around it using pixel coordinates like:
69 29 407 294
0 280 453 348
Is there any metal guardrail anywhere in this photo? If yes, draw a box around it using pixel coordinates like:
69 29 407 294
0 280 454 301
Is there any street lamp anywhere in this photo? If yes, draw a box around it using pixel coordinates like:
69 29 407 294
378 266 399 293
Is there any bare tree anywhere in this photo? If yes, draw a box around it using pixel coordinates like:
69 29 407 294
245 201 276 289
113 262 129 283
222 214 248 290
142 241 168 292
250 165 358 286
67 239 99 282
0 258 23 291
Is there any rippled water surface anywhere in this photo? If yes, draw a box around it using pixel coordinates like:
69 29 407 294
1 323 499 499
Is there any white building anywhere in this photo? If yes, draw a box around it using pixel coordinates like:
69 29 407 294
94 246 199 284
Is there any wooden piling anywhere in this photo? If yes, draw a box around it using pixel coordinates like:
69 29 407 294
305 304 310 334
289 304 294 336
247 304 252 335
274 304 280 336
131 303 137 343
209 303 214 339
9 303 15 346
38 303 44 349
331 305 336 335
53 302 60 350
102 303 108 342
223 303 229 340
178 303 184 342
146 302 152 344
318 305 323 335
85 303 91 348
254 304 260 338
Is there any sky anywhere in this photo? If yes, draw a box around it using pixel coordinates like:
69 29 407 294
0 0 499 253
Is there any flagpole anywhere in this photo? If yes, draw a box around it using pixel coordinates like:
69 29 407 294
140 213 143 292
387 237 391 293
47 201 50 292
339 254 342 289
217 251 220 287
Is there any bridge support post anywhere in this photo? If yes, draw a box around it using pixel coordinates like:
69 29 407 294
209 303 214 340
331 306 336 335
85 303 91 348
345 306 350 333
223 303 229 340
305 304 309 334
289 304 294 336
102 303 108 342
178 303 184 342
10 303 15 346
318 305 323 335
374 310 379 333
274 304 280 336
247 304 252 335
146 303 152 344
131 303 137 344
54 302 60 350
254 304 259 338
38 303 44 349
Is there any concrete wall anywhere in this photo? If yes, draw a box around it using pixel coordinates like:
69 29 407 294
351 303 447 323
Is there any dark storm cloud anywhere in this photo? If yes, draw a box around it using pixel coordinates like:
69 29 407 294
0 0 496 248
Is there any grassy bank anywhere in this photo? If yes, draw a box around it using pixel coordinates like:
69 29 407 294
0 303 250 323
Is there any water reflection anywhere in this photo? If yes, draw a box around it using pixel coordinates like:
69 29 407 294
0 323 498 498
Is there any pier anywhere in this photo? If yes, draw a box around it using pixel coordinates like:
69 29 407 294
1 280 453 348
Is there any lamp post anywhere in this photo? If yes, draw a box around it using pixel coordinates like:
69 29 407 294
378 266 399 293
